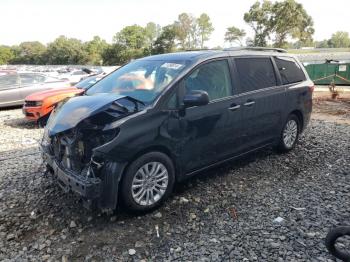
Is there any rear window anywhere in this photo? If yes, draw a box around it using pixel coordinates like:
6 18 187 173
274 56 306 85
235 57 277 92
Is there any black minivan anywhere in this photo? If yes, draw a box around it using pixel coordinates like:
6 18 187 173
41 48 313 212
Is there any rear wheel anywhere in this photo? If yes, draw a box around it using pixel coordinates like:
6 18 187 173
275 114 300 153
120 152 175 212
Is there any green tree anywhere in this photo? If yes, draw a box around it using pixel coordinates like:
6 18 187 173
224 26 246 46
315 39 330 48
271 0 314 48
329 31 350 48
114 25 146 49
45 36 88 65
244 0 314 48
14 41 47 64
102 43 129 65
0 46 14 64
174 13 198 49
244 0 273 46
144 22 161 48
197 13 214 49
85 36 109 65
152 25 177 54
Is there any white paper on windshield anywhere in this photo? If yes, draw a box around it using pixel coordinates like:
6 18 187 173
161 63 184 70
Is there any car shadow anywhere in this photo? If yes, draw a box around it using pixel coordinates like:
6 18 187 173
174 147 273 194
3 116 39 129
0 105 22 111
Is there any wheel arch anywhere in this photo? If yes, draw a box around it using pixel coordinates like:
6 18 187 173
123 145 179 181
289 109 304 132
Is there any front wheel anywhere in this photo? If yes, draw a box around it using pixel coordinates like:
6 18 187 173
275 114 300 153
120 152 175 212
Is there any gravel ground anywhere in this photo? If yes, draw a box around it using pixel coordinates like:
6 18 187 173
0 97 349 261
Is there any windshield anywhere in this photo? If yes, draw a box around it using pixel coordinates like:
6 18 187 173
75 76 101 89
86 59 189 104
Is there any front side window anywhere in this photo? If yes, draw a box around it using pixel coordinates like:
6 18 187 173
275 56 306 85
184 60 232 101
19 73 37 85
86 59 189 104
34 74 46 83
235 57 277 92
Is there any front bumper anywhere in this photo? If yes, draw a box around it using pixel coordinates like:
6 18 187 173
22 106 43 120
43 150 101 200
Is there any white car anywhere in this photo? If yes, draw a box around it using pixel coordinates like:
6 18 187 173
59 70 89 85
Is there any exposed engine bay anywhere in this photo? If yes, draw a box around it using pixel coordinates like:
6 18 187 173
41 93 145 210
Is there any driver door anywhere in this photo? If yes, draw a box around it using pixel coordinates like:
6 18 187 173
176 59 243 173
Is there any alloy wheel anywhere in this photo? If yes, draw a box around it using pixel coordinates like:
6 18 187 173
131 162 169 206
283 119 298 148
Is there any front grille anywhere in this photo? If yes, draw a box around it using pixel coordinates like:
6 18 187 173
25 100 38 107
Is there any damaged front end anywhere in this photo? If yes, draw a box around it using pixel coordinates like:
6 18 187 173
41 93 144 211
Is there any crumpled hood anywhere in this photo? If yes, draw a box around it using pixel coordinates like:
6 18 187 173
46 93 126 136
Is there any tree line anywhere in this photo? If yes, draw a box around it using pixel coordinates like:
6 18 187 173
0 0 349 66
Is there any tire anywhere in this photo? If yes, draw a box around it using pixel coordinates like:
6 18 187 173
120 152 175 212
325 226 350 261
275 114 300 153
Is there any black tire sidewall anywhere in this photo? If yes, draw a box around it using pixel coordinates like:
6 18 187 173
120 152 175 212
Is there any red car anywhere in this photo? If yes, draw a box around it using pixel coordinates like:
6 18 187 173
23 75 101 125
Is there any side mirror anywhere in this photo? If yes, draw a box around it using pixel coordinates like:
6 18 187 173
183 90 209 108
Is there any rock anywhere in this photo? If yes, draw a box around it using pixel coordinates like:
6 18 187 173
271 242 280 248
175 247 182 252
128 249 136 256
110 216 117 222
273 217 284 223
6 234 15 241
69 221 77 228
135 241 143 248
180 197 189 204
154 212 162 218
190 213 197 220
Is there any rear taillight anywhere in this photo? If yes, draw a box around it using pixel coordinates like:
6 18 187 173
309 84 315 93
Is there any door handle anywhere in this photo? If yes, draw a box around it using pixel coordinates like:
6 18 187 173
243 101 255 106
228 104 241 111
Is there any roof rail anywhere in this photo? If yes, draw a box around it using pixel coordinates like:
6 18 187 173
224 47 287 53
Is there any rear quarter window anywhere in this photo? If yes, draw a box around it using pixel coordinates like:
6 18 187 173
235 57 277 93
274 56 306 85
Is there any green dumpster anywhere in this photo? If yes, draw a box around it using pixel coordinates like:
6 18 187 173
304 62 350 85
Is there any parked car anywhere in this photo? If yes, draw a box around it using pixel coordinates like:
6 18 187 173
23 75 102 125
0 69 16 76
0 72 71 108
59 69 90 85
41 48 314 213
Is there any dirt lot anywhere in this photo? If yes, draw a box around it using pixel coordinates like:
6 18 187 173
0 92 349 261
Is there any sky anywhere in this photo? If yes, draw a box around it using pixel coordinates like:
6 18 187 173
0 0 349 47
